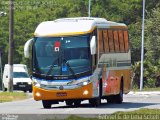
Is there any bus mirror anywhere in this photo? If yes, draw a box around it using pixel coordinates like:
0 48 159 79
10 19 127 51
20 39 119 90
90 36 96 55
24 38 33 58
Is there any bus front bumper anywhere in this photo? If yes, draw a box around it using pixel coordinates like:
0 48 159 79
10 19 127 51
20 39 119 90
33 82 93 101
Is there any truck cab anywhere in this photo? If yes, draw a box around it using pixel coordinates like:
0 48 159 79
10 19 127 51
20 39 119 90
2 64 32 92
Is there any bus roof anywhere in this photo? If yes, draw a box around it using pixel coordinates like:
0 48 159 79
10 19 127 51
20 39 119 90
34 17 127 37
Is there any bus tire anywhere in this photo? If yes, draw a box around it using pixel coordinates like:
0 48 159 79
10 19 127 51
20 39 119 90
65 100 73 106
106 96 115 103
73 100 81 107
115 80 123 104
42 100 52 109
89 97 101 107
106 80 123 104
89 79 102 107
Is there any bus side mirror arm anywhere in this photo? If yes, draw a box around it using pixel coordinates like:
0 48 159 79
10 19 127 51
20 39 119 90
90 36 96 55
24 38 33 58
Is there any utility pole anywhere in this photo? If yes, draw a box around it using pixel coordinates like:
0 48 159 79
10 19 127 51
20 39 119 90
88 0 91 17
8 0 14 92
0 11 7 90
0 50 2 90
140 0 145 91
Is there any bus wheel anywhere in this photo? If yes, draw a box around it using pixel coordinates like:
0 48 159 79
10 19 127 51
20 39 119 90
89 97 101 107
65 100 73 106
89 79 102 107
42 100 52 109
106 96 115 103
2 83 7 92
73 100 81 107
115 81 123 104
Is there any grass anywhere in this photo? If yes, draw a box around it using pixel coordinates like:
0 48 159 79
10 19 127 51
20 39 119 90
132 87 160 92
46 109 160 120
140 87 160 91
72 109 160 120
0 92 28 103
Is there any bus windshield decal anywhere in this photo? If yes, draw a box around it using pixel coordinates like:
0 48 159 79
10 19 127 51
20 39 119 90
54 41 61 52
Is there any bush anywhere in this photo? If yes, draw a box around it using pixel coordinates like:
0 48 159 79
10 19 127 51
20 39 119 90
132 60 159 88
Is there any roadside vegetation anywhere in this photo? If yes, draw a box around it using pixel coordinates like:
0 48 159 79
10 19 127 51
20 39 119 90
46 109 160 120
132 87 160 92
107 109 160 120
0 92 28 103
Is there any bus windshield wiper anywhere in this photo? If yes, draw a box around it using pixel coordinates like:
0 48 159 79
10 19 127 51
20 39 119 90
45 55 62 77
62 59 77 79
45 56 77 79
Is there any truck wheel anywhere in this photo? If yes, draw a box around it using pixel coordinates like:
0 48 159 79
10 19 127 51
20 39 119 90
29 90 32 93
2 83 7 92
65 100 73 106
42 100 52 109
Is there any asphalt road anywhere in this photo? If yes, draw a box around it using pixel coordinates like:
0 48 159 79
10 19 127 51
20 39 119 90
0 92 160 120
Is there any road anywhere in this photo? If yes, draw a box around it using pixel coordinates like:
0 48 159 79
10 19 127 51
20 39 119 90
0 92 160 120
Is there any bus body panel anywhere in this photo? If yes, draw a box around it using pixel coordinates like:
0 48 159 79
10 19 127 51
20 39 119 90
33 82 93 101
102 69 131 96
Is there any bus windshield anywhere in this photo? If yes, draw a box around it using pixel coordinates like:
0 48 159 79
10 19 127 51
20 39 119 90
33 35 91 78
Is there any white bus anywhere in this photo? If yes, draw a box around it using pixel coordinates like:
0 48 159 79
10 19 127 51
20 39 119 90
24 17 131 108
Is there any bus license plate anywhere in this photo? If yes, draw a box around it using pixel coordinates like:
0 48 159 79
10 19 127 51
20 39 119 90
56 92 67 97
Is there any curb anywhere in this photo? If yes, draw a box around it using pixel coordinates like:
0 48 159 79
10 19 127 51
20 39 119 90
128 91 160 95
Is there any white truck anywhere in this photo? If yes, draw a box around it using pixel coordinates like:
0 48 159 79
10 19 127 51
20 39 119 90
2 64 32 92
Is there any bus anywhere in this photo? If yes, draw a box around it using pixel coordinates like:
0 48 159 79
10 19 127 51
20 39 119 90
24 17 132 108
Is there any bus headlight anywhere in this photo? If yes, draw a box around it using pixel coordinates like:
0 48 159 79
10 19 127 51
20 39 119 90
33 79 40 87
83 90 89 95
83 81 89 86
35 83 40 87
35 92 41 97
77 80 90 86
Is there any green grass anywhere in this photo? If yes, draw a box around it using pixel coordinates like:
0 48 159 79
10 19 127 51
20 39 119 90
0 92 28 103
110 109 160 120
132 87 160 92
46 109 160 120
